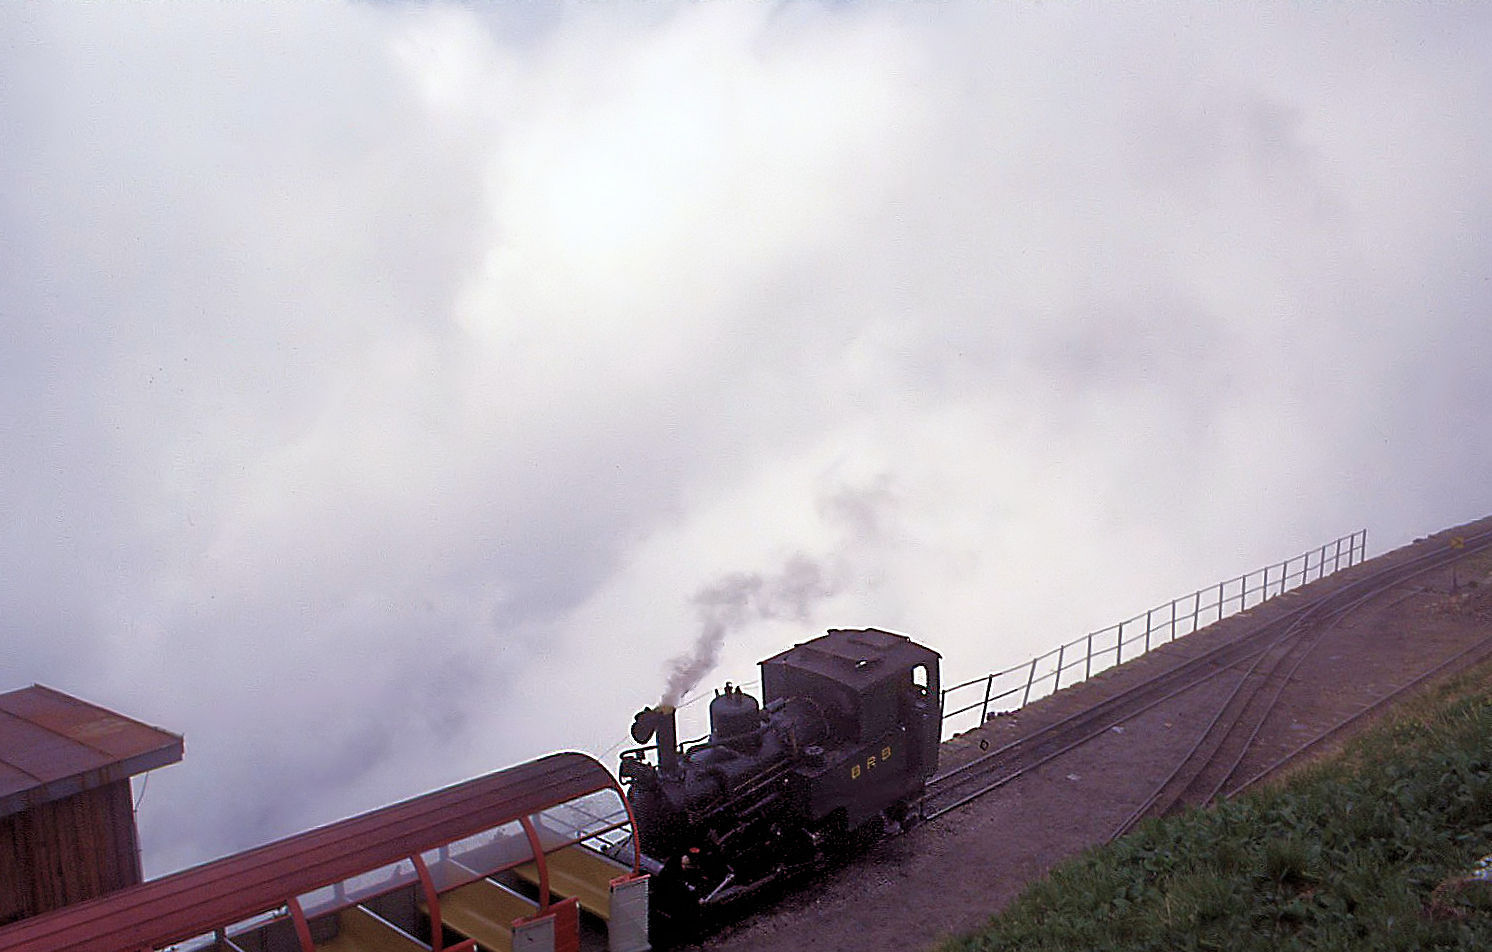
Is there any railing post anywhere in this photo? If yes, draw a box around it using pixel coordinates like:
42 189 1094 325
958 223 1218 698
1055 644 1065 691
1116 622 1123 665
1145 608 1153 652
1085 633 1094 680
980 673 993 723
1022 658 1038 706
1217 581 1225 620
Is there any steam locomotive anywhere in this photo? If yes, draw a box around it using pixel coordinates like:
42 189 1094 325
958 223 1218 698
619 628 941 933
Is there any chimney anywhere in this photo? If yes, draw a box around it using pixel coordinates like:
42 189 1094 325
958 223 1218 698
629 705 681 777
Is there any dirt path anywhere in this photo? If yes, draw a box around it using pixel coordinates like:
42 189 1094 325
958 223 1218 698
691 515 1492 952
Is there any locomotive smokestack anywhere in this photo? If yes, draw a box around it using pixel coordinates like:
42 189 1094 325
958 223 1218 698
655 706 679 776
630 705 681 777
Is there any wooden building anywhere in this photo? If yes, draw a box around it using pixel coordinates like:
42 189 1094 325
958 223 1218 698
0 685 182 926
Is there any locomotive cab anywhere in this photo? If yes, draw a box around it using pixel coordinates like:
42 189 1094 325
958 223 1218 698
761 628 941 827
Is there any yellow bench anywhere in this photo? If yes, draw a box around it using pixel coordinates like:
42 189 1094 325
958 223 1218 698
315 906 428 952
423 877 539 952
514 845 630 921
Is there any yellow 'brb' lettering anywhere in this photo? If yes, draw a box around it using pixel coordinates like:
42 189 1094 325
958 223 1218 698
850 746 897 780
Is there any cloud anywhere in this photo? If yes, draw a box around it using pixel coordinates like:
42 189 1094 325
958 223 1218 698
1 2 1489 876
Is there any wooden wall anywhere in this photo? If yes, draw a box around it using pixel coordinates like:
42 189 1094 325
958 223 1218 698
0 780 142 926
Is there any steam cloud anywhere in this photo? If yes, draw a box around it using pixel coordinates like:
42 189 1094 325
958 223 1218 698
661 555 842 705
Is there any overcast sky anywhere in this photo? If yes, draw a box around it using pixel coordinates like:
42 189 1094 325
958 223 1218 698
2 3 1489 877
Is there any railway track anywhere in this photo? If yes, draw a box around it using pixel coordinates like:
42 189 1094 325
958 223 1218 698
1221 629 1492 800
1108 612 1334 836
922 527 1492 826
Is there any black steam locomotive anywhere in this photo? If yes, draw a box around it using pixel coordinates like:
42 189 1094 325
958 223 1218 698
619 628 941 930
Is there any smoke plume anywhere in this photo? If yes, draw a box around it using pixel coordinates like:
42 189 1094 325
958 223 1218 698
661 554 841 705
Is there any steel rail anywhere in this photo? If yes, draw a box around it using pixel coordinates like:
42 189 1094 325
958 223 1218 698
927 591 1330 817
922 661 1240 819
1112 530 1492 839
1196 589 1431 803
1109 616 1322 836
924 526 1492 825
932 606 1308 792
1222 631 1492 800
936 531 1367 730
1114 594 1361 835
1111 575 1406 837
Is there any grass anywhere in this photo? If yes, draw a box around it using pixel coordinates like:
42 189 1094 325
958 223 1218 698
938 658 1492 952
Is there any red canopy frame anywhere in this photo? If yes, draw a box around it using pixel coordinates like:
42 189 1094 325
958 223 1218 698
0 752 639 952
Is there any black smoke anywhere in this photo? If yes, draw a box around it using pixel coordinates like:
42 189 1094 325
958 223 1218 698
661 554 841 705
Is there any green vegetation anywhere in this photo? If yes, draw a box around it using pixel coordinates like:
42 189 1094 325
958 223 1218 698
940 662 1492 951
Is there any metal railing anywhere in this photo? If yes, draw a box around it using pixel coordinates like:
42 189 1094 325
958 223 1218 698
941 530 1368 736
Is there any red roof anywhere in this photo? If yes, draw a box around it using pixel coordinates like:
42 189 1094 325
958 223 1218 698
0 751 623 952
0 685 183 819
